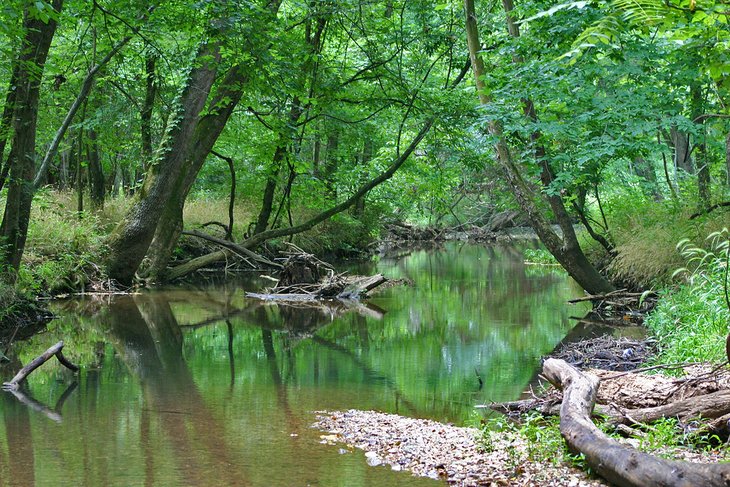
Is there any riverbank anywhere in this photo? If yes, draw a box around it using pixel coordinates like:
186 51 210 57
314 354 730 486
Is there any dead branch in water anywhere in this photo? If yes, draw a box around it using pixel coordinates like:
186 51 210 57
3 341 78 391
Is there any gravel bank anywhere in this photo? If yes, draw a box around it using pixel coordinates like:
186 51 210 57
313 410 608 486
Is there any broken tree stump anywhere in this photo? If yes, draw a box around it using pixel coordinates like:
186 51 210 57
542 358 730 487
3 340 79 391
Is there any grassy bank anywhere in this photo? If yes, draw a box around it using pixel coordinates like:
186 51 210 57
6 190 381 297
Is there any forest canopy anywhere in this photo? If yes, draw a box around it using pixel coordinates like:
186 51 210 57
0 0 727 292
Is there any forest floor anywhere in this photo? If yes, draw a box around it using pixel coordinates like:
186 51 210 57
312 334 730 486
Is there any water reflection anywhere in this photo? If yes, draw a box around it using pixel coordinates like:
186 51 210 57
0 242 588 486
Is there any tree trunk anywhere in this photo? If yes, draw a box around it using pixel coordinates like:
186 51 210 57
253 145 286 235
0 63 19 193
632 156 663 201
141 52 156 170
87 128 105 210
140 63 249 282
105 42 221 284
543 358 730 487
352 137 374 217
669 126 694 175
324 130 339 198
464 0 614 295
692 84 710 211
0 0 63 277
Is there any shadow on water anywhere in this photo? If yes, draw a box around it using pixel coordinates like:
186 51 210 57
0 242 590 486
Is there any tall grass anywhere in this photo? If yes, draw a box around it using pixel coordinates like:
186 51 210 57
645 229 730 363
588 189 730 287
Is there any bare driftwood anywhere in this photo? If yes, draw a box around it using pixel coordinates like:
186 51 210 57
542 358 730 487
248 274 387 302
3 341 79 390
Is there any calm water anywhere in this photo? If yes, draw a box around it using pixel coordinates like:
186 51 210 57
0 242 588 486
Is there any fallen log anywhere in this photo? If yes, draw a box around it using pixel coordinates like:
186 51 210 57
3 341 79 391
608 388 730 426
182 230 282 269
542 358 730 487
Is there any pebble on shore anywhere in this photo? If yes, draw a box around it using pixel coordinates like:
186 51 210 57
313 409 608 487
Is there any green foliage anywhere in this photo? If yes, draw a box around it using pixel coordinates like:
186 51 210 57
645 228 730 363
479 413 589 471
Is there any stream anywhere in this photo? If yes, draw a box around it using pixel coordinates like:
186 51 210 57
0 242 589 486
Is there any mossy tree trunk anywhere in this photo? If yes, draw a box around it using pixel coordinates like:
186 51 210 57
105 42 222 283
0 0 63 278
140 63 250 282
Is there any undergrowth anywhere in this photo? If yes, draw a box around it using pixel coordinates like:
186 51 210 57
582 187 729 288
645 228 730 364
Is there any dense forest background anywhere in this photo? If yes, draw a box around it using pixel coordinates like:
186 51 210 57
0 0 728 296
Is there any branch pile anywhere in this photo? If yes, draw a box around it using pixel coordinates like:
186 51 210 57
385 222 444 241
550 335 655 371
247 245 388 302
569 289 658 325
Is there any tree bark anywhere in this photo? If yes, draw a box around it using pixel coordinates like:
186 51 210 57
87 128 105 209
0 63 20 193
253 144 286 235
105 42 221 283
0 0 63 277
692 84 711 211
141 52 157 170
464 0 614 294
543 358 730 487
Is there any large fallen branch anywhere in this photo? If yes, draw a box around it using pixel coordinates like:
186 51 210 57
542 358 730 487
3 341 79 391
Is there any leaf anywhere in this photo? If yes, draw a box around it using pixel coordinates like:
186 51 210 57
519 1 590 24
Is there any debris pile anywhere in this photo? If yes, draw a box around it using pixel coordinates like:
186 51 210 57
247 245 388 301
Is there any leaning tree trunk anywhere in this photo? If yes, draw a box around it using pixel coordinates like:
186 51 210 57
464 0 614 295
0 63 20 193
141 52 157 170
105 43 221 284
0 0 63 277
140 64 248 282
543 358 730 487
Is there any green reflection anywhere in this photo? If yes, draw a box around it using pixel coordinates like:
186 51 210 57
0 242 588 486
